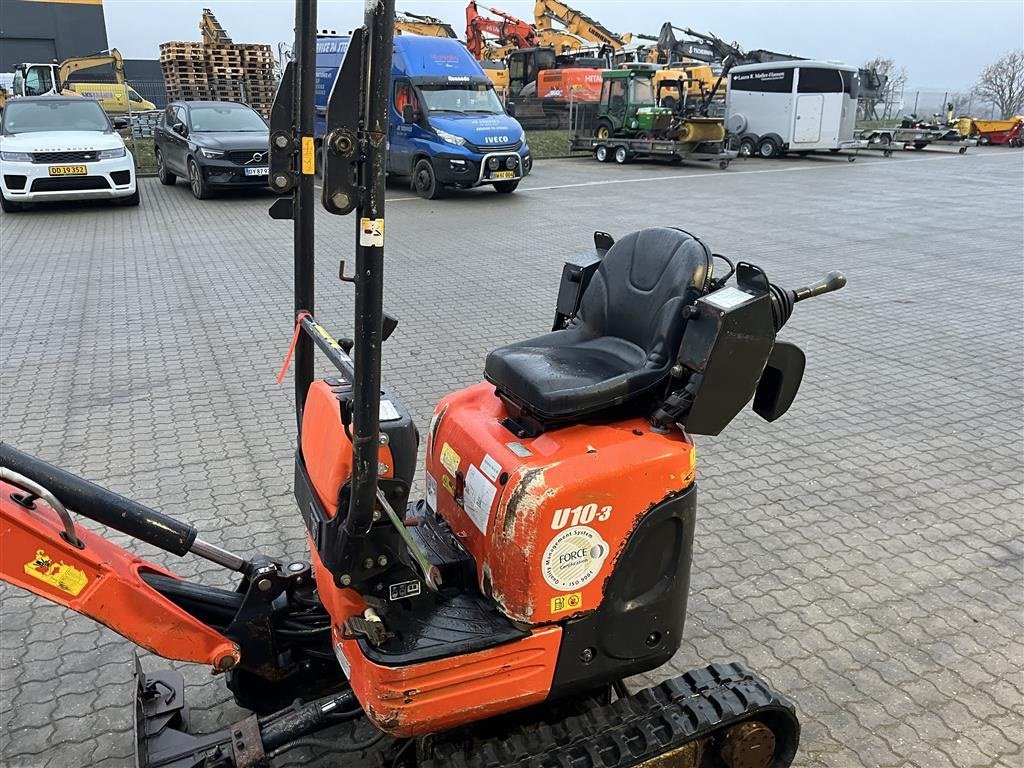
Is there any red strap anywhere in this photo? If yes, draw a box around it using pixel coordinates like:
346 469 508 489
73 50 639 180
277 311 312 384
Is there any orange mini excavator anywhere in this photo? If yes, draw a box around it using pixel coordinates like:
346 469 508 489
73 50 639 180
0 0 846 765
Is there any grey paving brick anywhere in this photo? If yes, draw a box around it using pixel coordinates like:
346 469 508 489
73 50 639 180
1 148 1022 767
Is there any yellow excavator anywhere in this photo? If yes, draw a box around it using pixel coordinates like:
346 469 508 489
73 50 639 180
199 8 232 45
533 0 632 49
395 11 459 38
10 48 153 112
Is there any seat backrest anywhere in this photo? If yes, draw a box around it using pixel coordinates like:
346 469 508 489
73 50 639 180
575 227 711 368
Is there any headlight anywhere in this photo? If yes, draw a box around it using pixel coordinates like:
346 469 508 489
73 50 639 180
98 147 126 159
518 129 526 143
487 157 500 170
199 147 225 158
435 129 466 147
0 151 32 162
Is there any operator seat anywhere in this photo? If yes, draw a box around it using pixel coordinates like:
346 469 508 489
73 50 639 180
484 227 712 423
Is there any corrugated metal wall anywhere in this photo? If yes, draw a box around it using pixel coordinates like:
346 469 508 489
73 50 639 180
0 0 109 71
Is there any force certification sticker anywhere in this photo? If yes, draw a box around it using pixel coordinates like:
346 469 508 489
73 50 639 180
541 526 609 592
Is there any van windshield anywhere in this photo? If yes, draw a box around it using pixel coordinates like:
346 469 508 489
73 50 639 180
418 83 504 115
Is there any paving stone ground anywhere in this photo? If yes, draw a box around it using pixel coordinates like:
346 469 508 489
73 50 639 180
1 148 1022 768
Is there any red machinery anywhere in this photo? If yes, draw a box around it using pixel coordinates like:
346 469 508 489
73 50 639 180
0 0 848 764
465 0 537 59
465 1 605 103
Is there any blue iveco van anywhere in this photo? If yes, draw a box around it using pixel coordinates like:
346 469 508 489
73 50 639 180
315 34 531 199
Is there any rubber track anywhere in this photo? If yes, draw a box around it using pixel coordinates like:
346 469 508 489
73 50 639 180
423 662 800 768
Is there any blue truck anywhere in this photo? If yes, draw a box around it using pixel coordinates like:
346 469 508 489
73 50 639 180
316 34 531 199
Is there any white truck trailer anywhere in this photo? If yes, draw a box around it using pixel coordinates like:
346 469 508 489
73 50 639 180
725 60 867 159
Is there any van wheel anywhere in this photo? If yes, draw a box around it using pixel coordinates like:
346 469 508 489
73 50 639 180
614 146 630 164
594 119 614 140
156 149 176 185
757 136 781 158
493 180 519 193
595 145 609 162
0 195 23 213
737 136 756 157
413 158 442 200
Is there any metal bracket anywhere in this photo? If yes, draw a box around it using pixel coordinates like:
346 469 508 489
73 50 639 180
339 259 358 283
321 29 366 215
268 60 297 199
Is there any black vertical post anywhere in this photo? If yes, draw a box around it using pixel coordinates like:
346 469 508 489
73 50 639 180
293 0 317 429
346 0 394 536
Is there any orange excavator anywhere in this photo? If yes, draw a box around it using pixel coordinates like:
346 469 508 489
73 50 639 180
465 0 605 116
0 0 848 765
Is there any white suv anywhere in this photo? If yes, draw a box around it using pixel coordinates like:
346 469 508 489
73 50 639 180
0 96 138 212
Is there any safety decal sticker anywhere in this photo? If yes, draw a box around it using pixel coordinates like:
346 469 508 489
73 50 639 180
24 550 88 596
359 217 385 247
550 592 583 614
426 473 438 511
441 474 456 497
301 136 316 175
439 442 460 476
464 464 498 534
480 453 502 482
505 441 533 458
541 526 609 592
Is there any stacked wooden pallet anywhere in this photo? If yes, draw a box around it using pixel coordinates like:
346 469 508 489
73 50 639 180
159 40 276 116
160 42 211 101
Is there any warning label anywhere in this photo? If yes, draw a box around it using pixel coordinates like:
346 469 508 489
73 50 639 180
541 526 609 592
550 591 583 614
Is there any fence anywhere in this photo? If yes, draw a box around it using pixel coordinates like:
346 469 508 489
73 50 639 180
859 88 1004 124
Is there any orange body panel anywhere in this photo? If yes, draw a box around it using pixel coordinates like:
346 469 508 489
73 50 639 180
426 382 695 625
0 481 239 668
335 626 562 736
308 534 366 622
536 68 603 102
301 379 393 517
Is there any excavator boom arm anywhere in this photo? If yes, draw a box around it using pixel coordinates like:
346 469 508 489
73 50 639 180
533 0 628 49
466 1 537 58
57 48 125 88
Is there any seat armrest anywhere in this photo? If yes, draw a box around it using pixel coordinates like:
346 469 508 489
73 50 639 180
552 252 602 331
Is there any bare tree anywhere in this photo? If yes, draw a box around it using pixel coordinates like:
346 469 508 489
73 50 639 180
860 56 908 121
974 50 1024 119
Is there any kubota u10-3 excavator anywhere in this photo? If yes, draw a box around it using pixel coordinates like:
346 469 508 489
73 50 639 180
0 0 847 765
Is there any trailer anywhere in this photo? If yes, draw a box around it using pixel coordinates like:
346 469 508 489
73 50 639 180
567 89 736 168
725 60 867 159
859 126 974 156
955 116 1023 147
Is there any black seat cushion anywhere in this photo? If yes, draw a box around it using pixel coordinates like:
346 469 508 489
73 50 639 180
485 227 711 420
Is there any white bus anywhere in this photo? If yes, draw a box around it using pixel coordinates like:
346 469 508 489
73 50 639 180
725 60 866 158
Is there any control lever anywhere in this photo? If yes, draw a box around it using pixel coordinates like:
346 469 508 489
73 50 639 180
770 270 846 331
794 271 847 302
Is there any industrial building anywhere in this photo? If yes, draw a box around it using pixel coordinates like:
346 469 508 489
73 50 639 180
0 0 109 71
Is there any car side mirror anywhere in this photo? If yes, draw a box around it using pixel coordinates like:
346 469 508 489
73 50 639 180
401 104 418 124
112 116 129 130
505 101 517 118
173 122 188 137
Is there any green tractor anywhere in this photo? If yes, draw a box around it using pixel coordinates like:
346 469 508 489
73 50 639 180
593 65 725 145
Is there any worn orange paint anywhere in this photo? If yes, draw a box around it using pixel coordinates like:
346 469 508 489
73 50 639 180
301 379 394 518
0 481 238 668
337 626 562 736
426 382 696 624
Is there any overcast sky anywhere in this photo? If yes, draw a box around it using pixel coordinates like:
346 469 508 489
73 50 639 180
103 0 1023 90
